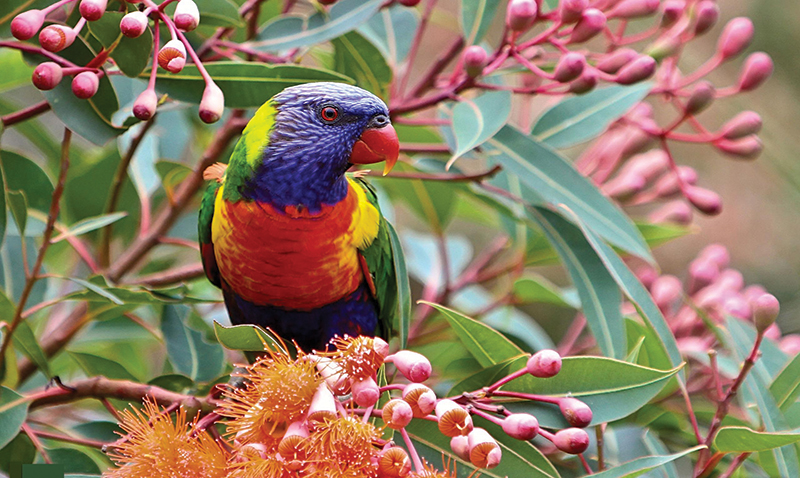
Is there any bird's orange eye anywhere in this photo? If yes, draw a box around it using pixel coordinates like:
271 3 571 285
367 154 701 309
321 106 339 122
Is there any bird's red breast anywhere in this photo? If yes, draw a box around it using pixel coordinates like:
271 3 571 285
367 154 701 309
211 179 379 310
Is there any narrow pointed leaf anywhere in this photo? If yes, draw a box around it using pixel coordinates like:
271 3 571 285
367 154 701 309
448 90 512 166
332 31 392 98
771 353 800 412
0 387 28 450
358 5 418 66
386 222 410 349
461 0 502 45
585 446 705 478
161 305 224 382
11 321 51 379
213 321 287 354
51 212 127 243
714 427 800 453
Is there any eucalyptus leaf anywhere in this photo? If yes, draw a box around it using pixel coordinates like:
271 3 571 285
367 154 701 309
11 321 51 378
51 212 128 243
447 90 512 167
771 353 800 412
715 427 800 453
386 222 410 349
5 191 26 237
586 446 705 478
332 31 392 98
0 387 28 450
358 5 418 66
213 321 287 354
461 0 502 46
161 305 224 382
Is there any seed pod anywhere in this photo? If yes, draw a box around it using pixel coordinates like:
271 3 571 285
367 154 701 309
501 413 539 440
559 0 588 24
693 1 719 35
559 398 593 428
553 428 590 454
31 62 63 90
352 375 380 408
382 399 413 430
158 39 187 73
199 83 225 124
79 0 108 21
435 399 473 437
378 447 412 478
569 8 606 44
526 349 562 378
72 71 100 99
506 0 538 33
553 52 585 83
11 9 46 40
467 428 502 469
39 25 77 53
616 55 656 84
402 383 437 418
174 0 200 32
717 17 754 60
386 350 431 383
120 11 148 38
738 52 773 91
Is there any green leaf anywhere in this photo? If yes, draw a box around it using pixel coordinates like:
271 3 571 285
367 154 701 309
0 386 28 450
0 163 5 246
68 351 138 382
771 353 800 413
561 207 683 371
148 374 194 393
6 190 26 237
358 5 418 66
636 221 694 249
642 430 680 478
193 0 243 28
254 0 383 52
51 212 127 243
41 448 100 474
512 275 575 308
0 50 34 92
0 98 61 160
61 277 211 305
461 0 502 46
448 359 516 396
528 207 626 359
11 321 51 378
714 427 800 453
386 222 410 349
161 305 224 382
88 12 153 77
332 31 392 98
487 125 652 261
422 301 525 368
0 434 35 476
624 319 673 372
531 83 652 149
0 150 54 213
405 419 560 478
152 62 353 108
447 90 512 167
501 355 682 428
586 446 705 478
213 321 286 354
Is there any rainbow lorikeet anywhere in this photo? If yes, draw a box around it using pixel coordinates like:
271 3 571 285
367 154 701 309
198 82 402 352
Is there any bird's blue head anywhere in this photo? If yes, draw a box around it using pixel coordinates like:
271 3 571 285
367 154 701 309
246 82 398 212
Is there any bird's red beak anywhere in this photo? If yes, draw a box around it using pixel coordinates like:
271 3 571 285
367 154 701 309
350 124 399 176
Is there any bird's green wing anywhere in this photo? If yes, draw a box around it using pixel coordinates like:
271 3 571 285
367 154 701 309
198 179 222 288
354 177 410 347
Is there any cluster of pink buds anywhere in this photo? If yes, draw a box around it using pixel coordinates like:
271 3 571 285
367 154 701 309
632 244 798 356
11 0 223 123
191 337 596 477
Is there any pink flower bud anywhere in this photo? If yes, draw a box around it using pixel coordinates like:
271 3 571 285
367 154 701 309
71 71 100 99
723 295 751 320
717 269 745 292
79 0 108 21
402 383 437 418
688 259 719 295
463 46 488 78
318 0 338 4
685 185 722 215
553 428 590 454
646 35 681 61
559 398 593 428
450 435 470 460
382 398 413 430
554 52 585 83
31 62 63 90
315 356 349 394
502 413 539 440
39 25 77 53
698 244 730 269
661 0 685 27
506 0 538 33
719 111 762 140
435 399 473 437
693 1 719 36
651 275 683 312
120 11 148 38
133 88 158 121
158 39 187 73
602 171 646 200
569 9 606 44
596 48 638 74
373 337 390 359
11 9 46 41
636 264 658 289
648 201 693 225
752 293 779 333
526 349 562 378
352 375 380 407
399 0 421 5
468 428 502 469
623 150 669 181
199 83 225 124
607 0 659 19
655 166 697 197
616 55 656 85
743 285 768 303
717 17 754 60
685 81 715 115
779 335 800 355
715 135 762 160
386 350 431 383
174 0 200 32
569 69 598 94
559 0 588 24
738 52 773 92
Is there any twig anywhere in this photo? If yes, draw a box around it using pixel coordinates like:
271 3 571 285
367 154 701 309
1 101 51 128
406 36 464 100
364 165 502 183
27 428 107 449
596 425 605 471
718 452 751 478
0 129 71 370
130 263 206 287
22 424 52 464
396 0 439 98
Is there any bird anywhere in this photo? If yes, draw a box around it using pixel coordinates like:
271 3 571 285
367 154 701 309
198 82 401 353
